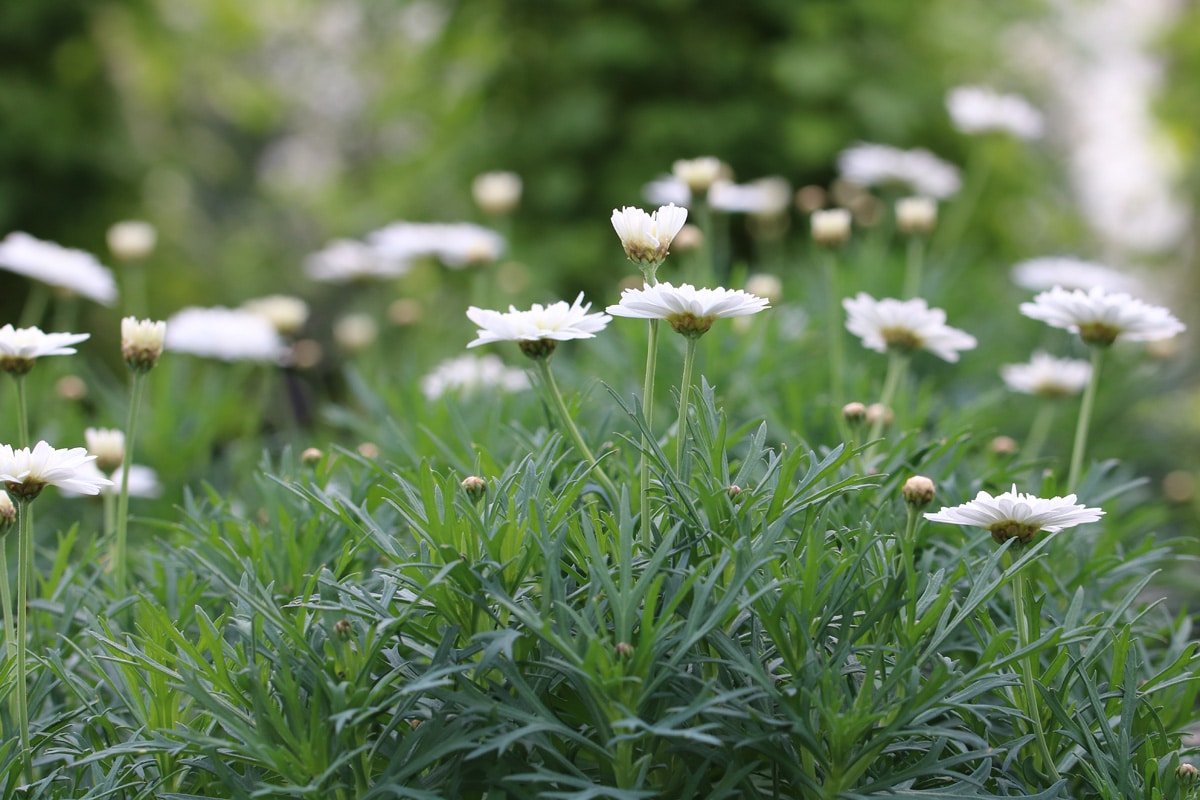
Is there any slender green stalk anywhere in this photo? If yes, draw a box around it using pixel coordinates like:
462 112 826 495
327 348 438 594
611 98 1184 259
14 374 30 448
1023 402 1056 465
1011 564 1061 781
695 199 715 285
901 506 921 625
15 497 33 782
823 252 846 415
640 318 660 545
114 372 147 597
533 358 620 503
902 237 925 299
17 284 49 329
0 535 13 659
864 351 909 466
1067 347 1104 492
675 336 699 474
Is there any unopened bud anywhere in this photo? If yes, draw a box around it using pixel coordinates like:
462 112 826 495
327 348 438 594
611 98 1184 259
671 224 705 253
811 208 852 247
333 619 352 638
300 447 323 465
0 491 15 536
843 402 868 426
85 427 125 472
727 484 743 500
1177 764 1199 792
56 374 88 401
795 185 827 214
991 435 1019 456
472 171 523 216
615 641 634 658
121 317 166 372
895 196 937 236
461 475 487 501
902 476 936 508
865 403 893 427
356 442 380 459
107 220 157 261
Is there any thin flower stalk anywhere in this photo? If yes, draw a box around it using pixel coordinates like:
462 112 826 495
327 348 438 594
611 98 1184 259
15 496 33 781
531 358 619 504
113 371 148 596
1011 564 1063 781
902 236 925 299
14 373 29 447
866 351 909 458
641 317 660 536
1067 347 1104 492
0 539 13 662
675 336 699 474
1023 403 1056 465
824 253 847 424
901 505 921 624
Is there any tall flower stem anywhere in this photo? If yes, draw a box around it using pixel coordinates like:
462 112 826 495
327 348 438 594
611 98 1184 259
0 536 14 659
900 506 921 625
675 336 700 475
640 310 661 547
1067 347 1104 492
1011 562 1061 781
902 237 925 299
532 358 620 504
1023 403 1056 465
865 351 909 464
15 497 34 782
114 371 147 597
14 374 30 448
823 252 847 430
17 284 50 329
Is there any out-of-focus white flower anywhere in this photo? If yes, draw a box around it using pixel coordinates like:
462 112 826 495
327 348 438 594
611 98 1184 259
843 293 977 362
744 274 783 305
837 143 962 199
611 204 689 267
62 461 163 499
0 325 89 375
106 220 158 261
467 293 610 357
121 317 166 372
419 353 531 400
642 176 691 208
84 428 125 471
895 196 938 236
946 85 1045 140
305 239 411 283
708 177 792 215
671 157 725 194
925 484 1104 544
471 171 523 215
242 295 310 337
607 281 770 337
811 208 852 246
368 222 506 268
0 232 118 305
0 440 112 499
1010 256 1142 295
333 313 379 353
1019 286 1185 346
1001 351 1092 396
164 306 288 363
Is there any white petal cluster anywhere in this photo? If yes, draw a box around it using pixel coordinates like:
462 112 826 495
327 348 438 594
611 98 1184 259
368 222 506 268
811 208 852 246
420 354 531 400
467 293 610 348
1019 286 1185 345
471 171 523 215
1001 351 1092 397
61 461 162 498
0 325 89 361
164 306 288 363
305 239 411 283
0 440 113 498
106 220 157 261
85 427 125 471
671 157 724 193
843 293 977 362
0 232 118 305
946 85 1045 140
242 295 310 336
838 143 962 199
925 484 1104 544
607 282 769 337
610 204 689 266
1011 257 1142 294
708 177 791 215
642 176 692 208
121 317 167 371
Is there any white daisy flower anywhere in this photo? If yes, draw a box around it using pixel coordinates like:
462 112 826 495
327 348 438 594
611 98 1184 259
925 484 1104 545
708 177 791 216
1001 351 1092 397
164 306 288 363
419 353 532 400
0 325 90 375
368 222 506 268
471 171 523 216
1011 257 1142 294
61 461 163 499
466 293 610 358
843 293 977 362
1019 286 1185 346
607 282 770 337
946 85 1045 140
642 176 692 208
242 295 310 337
0 232 118 305
121 317 166 372
610 204 689 267
305 239 411 283
837 143 962 199
84 427 125 471
671 157 725 194
0 440 113 500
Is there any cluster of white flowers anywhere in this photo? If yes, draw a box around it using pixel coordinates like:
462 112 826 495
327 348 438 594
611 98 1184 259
945 85 1044 140
420 354 531 400
837 143 962 199
0 232 118 305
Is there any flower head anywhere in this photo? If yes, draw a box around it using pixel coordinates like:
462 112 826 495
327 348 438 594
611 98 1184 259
925 484 1104 545
164 307 287 363
420 354 531 400
0 232 118 305
106 220 157 261
607 282 769 338
0 325 90 375
1019 286 1185 346
708 177 791 216
642 176 691 208
610 204 688 268
305 239 411 283
61 461 162 499
471 171 523 215
242 295 309 337
85 427 125 471
1001 351 1092 397
0 491 14 534
368 222 506 268
895 196 938 236
672 157 725 194
0 440 113 500
838 143 962 199
467 293 610 358
902 476 936 508
843 293 977 362
333 313 379 354
121 317 166 372
946 85 1045 140
811 208 852 246
1011 257 1141 294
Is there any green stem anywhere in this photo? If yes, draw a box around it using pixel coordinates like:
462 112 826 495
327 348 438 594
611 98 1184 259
824 252 846 414
640 318 660 547
17 284 50 329
696 199 715 286
1067 347 1104 492
1011 564 1061 780
14 374 30 449
0 534 14 660
864 351 908 467
114 371 147 597
1023 402 1056 465
901 506 921 625
533 358 620 504
902 237 925 299
675 336 699 475
15 497 33 782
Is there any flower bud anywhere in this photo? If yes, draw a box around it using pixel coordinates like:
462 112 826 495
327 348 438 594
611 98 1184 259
902 476 936 508
795 185 827 214
865 403 893 427
0 491 15 536
55 374 88 401
990 435 1019 456
895 196 937 236
334 313 378 354
615 641 634 659
461 475 487 502
85 427 125 472
300 447 323 465
744 274 783 305
811 208 852 247
107 220 157 261
242 295 309 337
727 484 743 500
356 442 380 459
671 223 705 253
842 402 867 426
121 317 166 372
472 171 522 216
333 619 353 639
1178 764 1199 793
672 156 724 194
